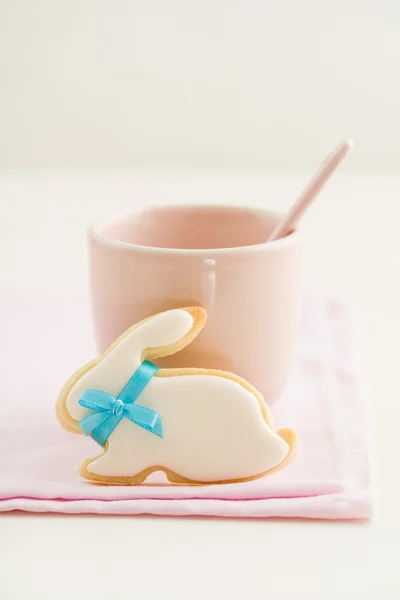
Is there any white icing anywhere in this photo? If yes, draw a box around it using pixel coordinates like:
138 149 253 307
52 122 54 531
67 309 194 422
65 308 289 482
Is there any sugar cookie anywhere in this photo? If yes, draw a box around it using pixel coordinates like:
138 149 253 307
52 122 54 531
56 307 298 485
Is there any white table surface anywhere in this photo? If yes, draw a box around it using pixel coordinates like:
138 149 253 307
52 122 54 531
0 172 398 599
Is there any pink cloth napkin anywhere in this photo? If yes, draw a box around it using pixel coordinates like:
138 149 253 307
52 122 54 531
0 288 371 519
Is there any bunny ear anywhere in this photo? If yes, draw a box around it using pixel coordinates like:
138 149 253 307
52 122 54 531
56 307 207 432
140 307 207 361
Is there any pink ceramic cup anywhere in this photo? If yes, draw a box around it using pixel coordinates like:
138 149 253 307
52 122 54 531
89 205 303 404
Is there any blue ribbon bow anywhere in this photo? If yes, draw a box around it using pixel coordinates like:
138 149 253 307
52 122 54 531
78 360 163 446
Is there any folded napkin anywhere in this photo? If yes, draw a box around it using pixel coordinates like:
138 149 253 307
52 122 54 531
0 288 371 519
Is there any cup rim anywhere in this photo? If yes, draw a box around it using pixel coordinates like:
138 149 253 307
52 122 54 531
88 204 301 255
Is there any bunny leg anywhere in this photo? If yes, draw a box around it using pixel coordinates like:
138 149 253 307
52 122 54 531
79 453 159 484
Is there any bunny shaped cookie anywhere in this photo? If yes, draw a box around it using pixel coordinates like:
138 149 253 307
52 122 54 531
56 307 298 485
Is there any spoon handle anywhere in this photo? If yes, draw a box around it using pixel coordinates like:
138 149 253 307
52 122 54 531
267 140 353 242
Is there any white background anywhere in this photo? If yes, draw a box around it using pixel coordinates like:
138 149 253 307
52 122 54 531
1 0 400 171
1 2 400 599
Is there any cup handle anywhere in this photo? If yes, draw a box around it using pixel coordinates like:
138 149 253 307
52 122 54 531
200 258 217 310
